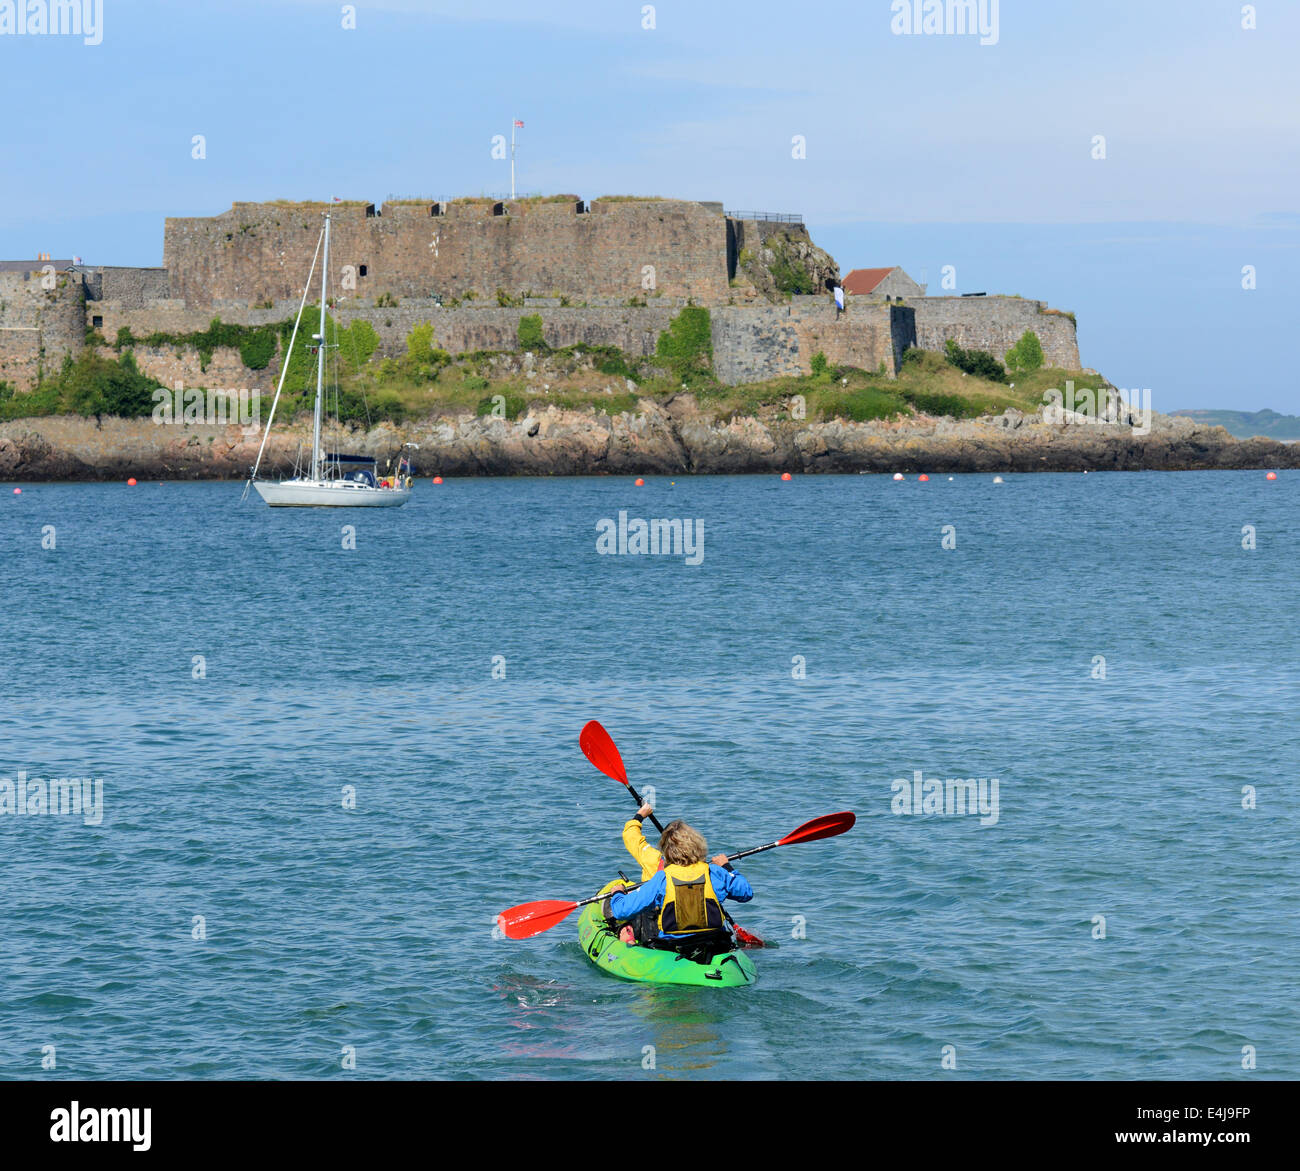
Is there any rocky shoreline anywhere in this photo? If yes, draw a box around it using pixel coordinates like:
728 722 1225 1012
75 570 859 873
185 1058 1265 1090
1 398 1295 481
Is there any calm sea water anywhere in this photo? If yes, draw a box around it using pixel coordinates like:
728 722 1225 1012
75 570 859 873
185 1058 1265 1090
1 471 1296 1081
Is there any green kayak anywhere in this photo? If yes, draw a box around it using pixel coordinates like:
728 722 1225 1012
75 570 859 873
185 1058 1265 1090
577 878 758 987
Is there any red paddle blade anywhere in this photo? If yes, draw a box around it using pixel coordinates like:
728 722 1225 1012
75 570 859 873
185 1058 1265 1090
731 923 765 948
778 811 856 846
497 900 578 940
579 720 628 784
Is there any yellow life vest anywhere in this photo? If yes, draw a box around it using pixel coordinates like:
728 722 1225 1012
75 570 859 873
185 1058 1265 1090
658 862 725 935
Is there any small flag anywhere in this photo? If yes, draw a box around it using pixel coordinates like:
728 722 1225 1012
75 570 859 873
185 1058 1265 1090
73 256 82 265
514 120 524 128
333 196 342 202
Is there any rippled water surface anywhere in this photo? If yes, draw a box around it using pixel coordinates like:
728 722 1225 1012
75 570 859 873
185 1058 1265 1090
1 472 1296 1079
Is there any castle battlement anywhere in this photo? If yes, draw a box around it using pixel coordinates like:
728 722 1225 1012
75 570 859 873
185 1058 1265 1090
162 196 736 309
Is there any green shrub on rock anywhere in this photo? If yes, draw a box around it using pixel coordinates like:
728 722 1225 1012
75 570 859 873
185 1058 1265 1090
944 338 1008 383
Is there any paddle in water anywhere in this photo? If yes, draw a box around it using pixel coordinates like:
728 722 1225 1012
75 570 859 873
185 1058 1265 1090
578 719 766 947
497 811 856 940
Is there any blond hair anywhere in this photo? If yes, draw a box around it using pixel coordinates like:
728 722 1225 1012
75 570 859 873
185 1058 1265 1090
658 820 708 867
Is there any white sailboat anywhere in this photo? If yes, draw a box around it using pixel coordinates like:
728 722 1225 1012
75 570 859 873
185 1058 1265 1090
246 213 413 507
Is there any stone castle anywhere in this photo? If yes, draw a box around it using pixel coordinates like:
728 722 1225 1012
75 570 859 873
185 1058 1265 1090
0 196 1081 394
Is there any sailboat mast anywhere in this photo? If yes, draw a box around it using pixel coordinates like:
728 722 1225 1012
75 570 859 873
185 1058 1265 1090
311 213 331 480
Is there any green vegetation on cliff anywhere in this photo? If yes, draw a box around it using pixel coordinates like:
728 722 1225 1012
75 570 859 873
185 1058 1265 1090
0 351 160 420
2 310 1105 434
732 229 835 300
766 243 816 296
690 349 1099 426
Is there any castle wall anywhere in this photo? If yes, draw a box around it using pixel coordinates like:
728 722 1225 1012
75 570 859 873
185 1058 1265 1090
163 198 732 309
130 346 274 396
80 299 910 392
92 299 222 340
89 266 171 307
912 296 1080 368
334 302 681 360
710 302 909 384
0 270 86 389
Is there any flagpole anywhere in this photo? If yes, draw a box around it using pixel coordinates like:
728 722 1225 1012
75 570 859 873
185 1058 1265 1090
511 119 516 200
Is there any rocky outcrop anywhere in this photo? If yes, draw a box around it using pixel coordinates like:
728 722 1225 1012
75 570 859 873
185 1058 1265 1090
730 220 838 301
2 402 1296 481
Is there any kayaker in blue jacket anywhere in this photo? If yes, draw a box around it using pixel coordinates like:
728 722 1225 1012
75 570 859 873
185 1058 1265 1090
607 815 753 956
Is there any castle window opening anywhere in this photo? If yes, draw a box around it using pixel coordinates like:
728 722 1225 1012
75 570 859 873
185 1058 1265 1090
359 265 368 277
431 203 444 217
491 202 505 217
92 316 103 328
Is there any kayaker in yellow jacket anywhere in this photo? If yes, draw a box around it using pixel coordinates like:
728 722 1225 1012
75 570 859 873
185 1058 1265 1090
613 803 666 944
623 803 666 880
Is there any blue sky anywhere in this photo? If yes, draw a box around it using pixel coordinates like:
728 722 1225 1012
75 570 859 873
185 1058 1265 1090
1 0 1295 409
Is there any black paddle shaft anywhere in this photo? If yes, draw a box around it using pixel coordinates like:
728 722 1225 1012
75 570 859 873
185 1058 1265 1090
722 839 783 864
575 875 647 910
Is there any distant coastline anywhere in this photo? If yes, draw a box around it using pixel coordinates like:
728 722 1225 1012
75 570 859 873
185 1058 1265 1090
1169 408 1300 442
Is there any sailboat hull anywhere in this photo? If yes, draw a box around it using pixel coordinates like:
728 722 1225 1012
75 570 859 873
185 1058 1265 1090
253 479 411 507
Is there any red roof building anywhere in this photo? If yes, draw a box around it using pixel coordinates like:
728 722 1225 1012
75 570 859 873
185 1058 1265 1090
841 266 926 298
